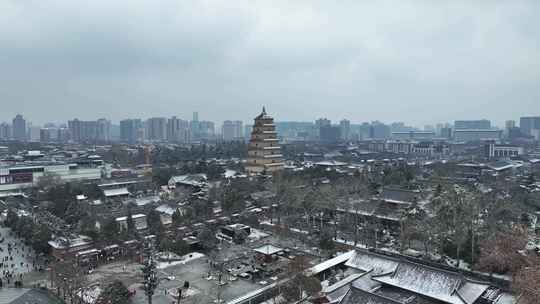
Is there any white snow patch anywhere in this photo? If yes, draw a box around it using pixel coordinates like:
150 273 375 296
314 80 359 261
157 252 205 269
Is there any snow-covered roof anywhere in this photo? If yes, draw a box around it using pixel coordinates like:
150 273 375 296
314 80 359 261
48 235 92 249
75 248 99 256
306 251 355 275
323 273 365 294
103 187 130 197
339 286 400 304
115 213 146 221
494 293 515 304
253 244 283 255
98 180 138 187
373 261 489 304
457 281 491 304
351 272 382 292
380 188 419 204
169 174 207 186
155 204 176 215
131 195 160 206
486 161 518 171
345 251 399 275
90 199 102 205
224 169 237 178
315 160 348 167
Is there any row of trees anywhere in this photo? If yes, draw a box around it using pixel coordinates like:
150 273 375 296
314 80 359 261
4 209 52 254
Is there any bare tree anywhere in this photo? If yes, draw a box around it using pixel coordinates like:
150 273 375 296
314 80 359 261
513 256 540 304
476 226 528 275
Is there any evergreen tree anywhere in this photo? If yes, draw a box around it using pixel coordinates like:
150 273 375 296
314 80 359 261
126 207 136 236
97 280 131 304
141 243 158 304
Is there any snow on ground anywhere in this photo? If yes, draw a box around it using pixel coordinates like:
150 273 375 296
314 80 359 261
168 286 200 297
224 170 237 178
290 228 309 234
157 252 205 269
248 228 269 241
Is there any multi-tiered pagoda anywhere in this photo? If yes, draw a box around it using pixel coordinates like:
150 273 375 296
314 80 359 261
245 107 284 174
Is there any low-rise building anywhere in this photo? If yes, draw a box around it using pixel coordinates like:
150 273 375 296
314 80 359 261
48 235 94 260
0 162 102 192
115 213 148 231
485 143 524 159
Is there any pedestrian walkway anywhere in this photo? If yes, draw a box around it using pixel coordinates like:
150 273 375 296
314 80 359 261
0 227 44 287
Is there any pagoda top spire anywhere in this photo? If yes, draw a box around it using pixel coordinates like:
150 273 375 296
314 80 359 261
255 106 270 120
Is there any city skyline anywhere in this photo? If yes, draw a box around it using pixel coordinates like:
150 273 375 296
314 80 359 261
0 111 536 130
1 2 539 303
1 1 539 126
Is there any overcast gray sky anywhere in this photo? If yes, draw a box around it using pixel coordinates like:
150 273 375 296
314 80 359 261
1 0 539 127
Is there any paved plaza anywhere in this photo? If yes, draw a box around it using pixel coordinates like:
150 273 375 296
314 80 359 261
0 226 47 288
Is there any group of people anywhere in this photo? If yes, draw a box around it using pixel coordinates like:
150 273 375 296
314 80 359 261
0 230 39 287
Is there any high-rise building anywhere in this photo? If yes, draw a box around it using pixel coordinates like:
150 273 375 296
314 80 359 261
12 114 26 141
320 125 341 143
40 128 59 142
167 116 190 142
339 119 350 141
246 107 284 174
505 120 516 138
198 121 215 140
146 117 167 141
520 117 540 137
390 122 413 133
454 119 491 130
96 118 111 141
315 118 331 128
505 120 516 130
0 123 11 140
120 119 142 143
68 119 98 142
29 126 41 142
370 121 390 139
440 127 453 139
57 127 70 142
315 118 331 139
435 123 444 136
222 120 243 141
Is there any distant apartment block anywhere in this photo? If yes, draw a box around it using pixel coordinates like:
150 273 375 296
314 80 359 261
391 131 435 141
453 129 502 142
520 116 540 139
454 119 491 130
222 120 243 141
12 114 26 141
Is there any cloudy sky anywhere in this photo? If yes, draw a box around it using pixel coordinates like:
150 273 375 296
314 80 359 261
1 0 539 127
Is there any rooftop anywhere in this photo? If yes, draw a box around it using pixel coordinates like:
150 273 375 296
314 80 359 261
339 286 401 304
103 187 130 197
373 261 490 304
253 244 283 255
